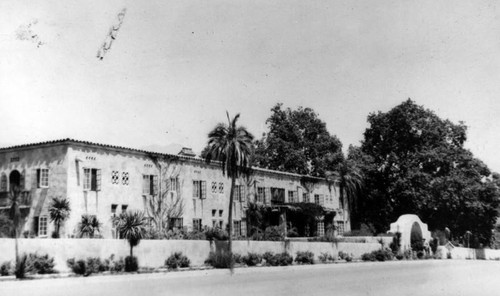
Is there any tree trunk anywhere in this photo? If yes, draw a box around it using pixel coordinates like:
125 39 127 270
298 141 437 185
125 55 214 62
130 245 133 258
14 227 18 271
228 177 236 254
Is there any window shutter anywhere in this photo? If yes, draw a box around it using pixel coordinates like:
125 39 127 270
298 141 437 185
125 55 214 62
201 181 206 199
36 169 41 188
265 187 271 205
96 169 102 191
153 175 158 195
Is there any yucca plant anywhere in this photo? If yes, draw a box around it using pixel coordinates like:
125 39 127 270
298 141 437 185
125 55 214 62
113 211 148 258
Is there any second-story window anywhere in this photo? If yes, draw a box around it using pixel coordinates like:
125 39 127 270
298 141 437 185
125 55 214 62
193 180 206 199
142 175 158 195
257 187 265 203
36 168 49 188
288 190 297 203
83 168 101 191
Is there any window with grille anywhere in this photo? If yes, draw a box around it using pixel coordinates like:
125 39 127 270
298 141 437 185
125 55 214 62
219 182 224 194
193 180 206 199
122 172 129 185
211 182 217 193
317 222 325 237
314 194 320 204
336 221 345 236
302 193 309 203
193 219 202 232
257 187 265 203
83 168 101 191
143 175 158 195
111 171 119 184
288 191 297 203
39 216 48 237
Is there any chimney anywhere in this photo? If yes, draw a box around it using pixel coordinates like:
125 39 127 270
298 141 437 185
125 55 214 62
178 147 196 157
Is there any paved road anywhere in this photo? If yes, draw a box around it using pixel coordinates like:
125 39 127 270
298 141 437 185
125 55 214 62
2 260 500 296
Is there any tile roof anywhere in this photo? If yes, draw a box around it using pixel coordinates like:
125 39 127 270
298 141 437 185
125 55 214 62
0 138 325 180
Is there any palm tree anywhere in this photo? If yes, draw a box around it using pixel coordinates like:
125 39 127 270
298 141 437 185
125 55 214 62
205 112 254 254
48 197 70 238
78 214 101 238
8 185 21 277
114 211 148 257
326 160 363 229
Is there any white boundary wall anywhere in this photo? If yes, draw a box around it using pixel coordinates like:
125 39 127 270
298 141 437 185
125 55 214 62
0 239 384 272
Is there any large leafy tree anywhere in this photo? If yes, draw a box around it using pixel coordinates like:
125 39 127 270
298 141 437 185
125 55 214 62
253 103 343 177
205 112 254 254
48 197 70 238
355 99 499 246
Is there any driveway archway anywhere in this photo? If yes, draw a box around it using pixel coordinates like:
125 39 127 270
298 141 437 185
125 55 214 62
388 214 431 251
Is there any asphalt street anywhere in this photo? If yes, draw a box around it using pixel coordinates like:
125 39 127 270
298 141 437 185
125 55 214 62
1 260 499 296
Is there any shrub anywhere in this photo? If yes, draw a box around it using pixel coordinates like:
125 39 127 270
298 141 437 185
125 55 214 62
242 253 262 266
15 254 28 279
125 256 138 272
67 255 120 276
232 253 243 264
361 252 376 262
261 252 293 266
109 256 125 272
204 227 229 241
395 254 404 260
295 251 314 264
389 232 401 254
1 261 11 276
362 249 393 262
26 253 56 274
184 230 206 240
67 258 87 275
263 226 285 241
204 251 234 269
338 251 352 261
275 252 293 266
165 252 191 269
286 227 299 238
262 252 277 266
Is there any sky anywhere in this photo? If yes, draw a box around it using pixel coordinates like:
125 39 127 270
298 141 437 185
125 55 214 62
1 0 500 172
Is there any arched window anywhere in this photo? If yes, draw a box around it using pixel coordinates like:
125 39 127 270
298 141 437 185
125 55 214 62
0 173 6 192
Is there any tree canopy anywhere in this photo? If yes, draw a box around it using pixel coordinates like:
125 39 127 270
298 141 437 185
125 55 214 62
253 103 343 177
352 99 499 246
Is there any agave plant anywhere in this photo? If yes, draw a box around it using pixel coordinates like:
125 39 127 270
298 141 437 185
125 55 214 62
78 214 101 238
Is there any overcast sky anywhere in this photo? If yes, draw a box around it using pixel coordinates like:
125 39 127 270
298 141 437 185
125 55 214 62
1 0 499 172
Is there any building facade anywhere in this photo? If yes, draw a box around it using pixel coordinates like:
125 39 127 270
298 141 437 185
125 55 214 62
0 139 350 239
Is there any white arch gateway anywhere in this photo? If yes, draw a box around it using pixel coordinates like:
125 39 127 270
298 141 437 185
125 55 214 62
388 214 432 250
